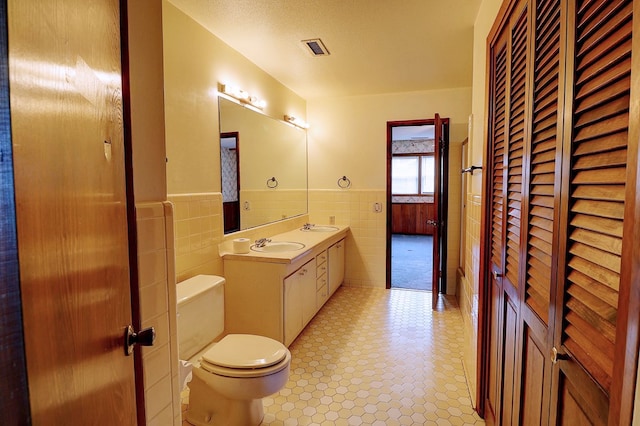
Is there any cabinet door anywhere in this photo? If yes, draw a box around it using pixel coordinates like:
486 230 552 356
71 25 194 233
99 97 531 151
328 239 345 296
284 271 303 346
284 260 316 346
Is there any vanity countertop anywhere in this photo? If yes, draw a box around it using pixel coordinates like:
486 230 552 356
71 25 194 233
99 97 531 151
221 225 350 264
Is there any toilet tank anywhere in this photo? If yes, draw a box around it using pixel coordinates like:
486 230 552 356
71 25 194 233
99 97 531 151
177 275 225 360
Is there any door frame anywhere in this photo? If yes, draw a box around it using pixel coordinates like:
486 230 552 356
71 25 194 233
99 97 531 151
119 0 146 422
385 117 450 299
221 131 241 233
0 0 30 421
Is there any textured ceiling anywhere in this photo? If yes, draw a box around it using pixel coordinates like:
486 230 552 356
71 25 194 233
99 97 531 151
168 0 482 99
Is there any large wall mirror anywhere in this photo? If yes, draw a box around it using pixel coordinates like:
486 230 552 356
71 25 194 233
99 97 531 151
219 97 308 234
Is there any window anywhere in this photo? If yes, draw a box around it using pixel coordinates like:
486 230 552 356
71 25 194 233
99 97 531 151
421 156 435 193
392 154 435 195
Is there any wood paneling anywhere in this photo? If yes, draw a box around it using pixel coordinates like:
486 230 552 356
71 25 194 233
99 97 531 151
391 203 435 235
223 201 240 232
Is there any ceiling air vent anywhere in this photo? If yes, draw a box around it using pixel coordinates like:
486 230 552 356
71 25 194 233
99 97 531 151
302 38 330 56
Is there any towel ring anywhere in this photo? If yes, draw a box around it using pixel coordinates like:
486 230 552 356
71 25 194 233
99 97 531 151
267 177 278 188
337 176 351 189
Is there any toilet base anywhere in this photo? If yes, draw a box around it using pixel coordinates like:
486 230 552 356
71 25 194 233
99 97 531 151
186 371 265 426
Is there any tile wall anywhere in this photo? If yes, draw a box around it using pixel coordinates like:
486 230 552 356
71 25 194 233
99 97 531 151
135 202 180 426
168 193 224 283
456 193 482 405
170 188 461 293
308 189 387 288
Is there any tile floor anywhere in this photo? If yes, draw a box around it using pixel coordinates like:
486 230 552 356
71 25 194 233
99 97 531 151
182 287 485 425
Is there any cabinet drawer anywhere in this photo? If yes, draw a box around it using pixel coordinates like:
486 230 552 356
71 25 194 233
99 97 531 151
316 262 327 277
316 284 329 310
316 274 327 290
316 250 327 266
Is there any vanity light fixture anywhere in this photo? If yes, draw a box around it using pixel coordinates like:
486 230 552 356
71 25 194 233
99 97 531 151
219 83 266 110
284 115 309 129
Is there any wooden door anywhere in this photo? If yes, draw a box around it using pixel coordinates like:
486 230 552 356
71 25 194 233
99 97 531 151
432 114 443 309
516 0 563 423
551 0 634 423
483 20 510 425
481 0 640 424
386 118 448 294
9 0 138 423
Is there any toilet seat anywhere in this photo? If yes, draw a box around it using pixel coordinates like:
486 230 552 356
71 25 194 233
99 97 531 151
200 334 290 378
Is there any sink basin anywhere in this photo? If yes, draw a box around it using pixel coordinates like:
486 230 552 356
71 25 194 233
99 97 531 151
250 241 306 252
300 225 339 232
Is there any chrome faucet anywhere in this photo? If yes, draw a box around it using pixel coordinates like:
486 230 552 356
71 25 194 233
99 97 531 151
302 223 315 230
255 238 271 248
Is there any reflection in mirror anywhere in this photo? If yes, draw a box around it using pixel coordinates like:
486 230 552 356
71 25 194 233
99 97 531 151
219 97 308 234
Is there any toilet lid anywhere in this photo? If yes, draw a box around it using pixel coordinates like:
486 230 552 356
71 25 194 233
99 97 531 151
202 334 288 369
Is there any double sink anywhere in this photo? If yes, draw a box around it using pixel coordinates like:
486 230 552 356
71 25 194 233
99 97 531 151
250 225 339 253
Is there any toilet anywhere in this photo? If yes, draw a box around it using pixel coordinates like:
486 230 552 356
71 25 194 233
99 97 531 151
177 275 291 426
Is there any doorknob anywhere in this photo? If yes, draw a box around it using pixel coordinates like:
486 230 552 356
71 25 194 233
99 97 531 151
124 325 156 356
426 219 439 226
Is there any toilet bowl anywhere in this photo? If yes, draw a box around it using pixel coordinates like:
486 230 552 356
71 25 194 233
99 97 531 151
186 334 291 426
177 275 291 426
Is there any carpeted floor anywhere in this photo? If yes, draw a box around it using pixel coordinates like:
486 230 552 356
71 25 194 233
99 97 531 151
391 234 433 291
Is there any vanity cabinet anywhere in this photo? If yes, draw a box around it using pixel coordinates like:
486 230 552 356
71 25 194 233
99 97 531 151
328 239 345 297
222 228 348 346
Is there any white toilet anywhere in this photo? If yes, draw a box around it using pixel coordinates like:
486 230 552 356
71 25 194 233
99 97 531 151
177 275 291 426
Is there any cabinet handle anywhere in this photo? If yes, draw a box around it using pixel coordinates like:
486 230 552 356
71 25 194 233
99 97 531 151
492 271 502 279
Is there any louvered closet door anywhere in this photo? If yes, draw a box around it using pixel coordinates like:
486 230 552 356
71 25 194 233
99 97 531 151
516 0 563 423
484 3 529 424
501 6 528 426
485 29 507 426
552 0 633 423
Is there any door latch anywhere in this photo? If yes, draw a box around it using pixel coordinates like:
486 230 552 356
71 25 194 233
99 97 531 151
124 325 156 356
551 347 569 364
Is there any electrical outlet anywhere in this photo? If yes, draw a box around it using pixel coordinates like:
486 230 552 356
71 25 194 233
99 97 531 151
329 215 335 225
373 202 382 213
